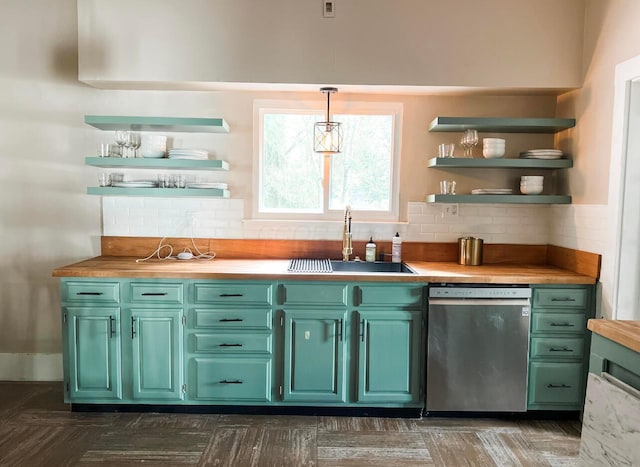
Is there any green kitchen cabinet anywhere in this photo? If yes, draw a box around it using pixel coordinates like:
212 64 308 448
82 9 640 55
282 309 348 402
127 309 184 401
589 333 640 391
356 309 423 404
186 280 275 403
64 306 122 401
527 285 595 410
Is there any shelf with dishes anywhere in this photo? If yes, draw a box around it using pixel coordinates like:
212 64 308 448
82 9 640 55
428 117 576 134
85 157 229 171
85 115 230 133
426 194 572 204
88 187 230 198
427 157 573 169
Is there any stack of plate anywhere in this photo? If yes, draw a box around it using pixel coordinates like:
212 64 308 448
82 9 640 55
471 188 513 195
112 180 158 188
519 149 564 159
187 182 228 189
168 148 209 160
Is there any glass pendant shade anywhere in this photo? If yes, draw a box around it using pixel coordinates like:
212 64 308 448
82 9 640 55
314 121 343 153
314 87 342 153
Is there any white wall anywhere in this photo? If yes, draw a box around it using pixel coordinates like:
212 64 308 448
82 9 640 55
78 0 585 91
553 0 640 319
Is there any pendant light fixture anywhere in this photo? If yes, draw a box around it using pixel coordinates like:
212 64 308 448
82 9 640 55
314 87 343 153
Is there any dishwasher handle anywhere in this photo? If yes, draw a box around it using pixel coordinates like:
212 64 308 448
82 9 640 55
428 298 531 307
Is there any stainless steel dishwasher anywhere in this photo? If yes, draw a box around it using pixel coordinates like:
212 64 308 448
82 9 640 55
426 285 531 412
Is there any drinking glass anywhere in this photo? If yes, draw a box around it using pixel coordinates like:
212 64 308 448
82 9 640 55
128 132 141 158
115 130 129 158
461 129 478 158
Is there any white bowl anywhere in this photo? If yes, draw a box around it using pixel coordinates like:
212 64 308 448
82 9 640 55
140 134 167 158
520 185 543 195
483 138 505 144
521 176 544 181
483 147 505 158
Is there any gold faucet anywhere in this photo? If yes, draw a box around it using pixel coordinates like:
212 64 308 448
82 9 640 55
342 205 352 261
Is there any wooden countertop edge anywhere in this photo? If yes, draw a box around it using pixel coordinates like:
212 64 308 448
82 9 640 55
588 319 640 353
51 257 597 285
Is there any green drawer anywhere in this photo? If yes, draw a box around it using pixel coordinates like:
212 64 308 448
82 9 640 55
63 281 120 304
533 288 588 308
192 357 271 401
357 284 424 307
529 362 584 405
130 282 184 304
280 283 347 307
194 283 272 306
530 337 585 359
193 309 272 330
192 333 272 354
531 313 586 334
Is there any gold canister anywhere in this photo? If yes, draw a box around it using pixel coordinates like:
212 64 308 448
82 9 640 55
470 237 484 265
457 237 473 265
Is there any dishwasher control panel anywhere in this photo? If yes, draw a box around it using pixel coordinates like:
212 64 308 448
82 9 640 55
429 286 532 299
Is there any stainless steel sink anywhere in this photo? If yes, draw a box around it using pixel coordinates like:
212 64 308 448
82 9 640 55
330 260 416 274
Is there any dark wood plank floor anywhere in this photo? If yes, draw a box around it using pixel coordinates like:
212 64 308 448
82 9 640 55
0 382 581 466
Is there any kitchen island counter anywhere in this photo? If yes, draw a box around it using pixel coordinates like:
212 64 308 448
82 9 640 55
588 319 640 353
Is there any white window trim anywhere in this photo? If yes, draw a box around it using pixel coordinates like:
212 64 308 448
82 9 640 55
252 98 403 222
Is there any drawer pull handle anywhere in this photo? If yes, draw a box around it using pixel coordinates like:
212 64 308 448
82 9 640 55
550 323 574 327
551 297 576 302
549 347 573 352
141 292 167 296
219 318 244 322
219 343 243 347
77 292 103 296
547 384 572 389
109 316 115 338
219 380 243 384
219 293 244 297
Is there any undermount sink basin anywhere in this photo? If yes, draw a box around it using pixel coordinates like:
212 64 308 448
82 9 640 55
330 260 416 274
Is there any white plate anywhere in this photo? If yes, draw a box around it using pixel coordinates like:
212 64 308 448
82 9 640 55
519 154 564 160
112 182 158 188
168 148 209 155
471 188 513 194
523 149 563 154
187 182 228 189
168 155 208 160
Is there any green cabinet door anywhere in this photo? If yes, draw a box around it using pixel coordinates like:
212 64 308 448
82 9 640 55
129 309 184 401
356 310 423 404
65 307 122 401
283 310 347 402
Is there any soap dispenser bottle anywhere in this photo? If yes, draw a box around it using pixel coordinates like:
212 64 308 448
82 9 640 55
365 237 377 262
392 232 402 263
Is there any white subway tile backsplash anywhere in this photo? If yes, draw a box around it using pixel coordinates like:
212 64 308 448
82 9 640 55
102 199 605 249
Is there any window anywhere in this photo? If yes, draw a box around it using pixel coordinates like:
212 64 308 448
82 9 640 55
254 100 402 220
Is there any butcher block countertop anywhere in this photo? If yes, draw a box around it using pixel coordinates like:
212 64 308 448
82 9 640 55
588 319 640 353
52 256 597 284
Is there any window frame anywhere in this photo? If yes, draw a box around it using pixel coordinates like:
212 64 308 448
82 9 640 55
252 98 402 221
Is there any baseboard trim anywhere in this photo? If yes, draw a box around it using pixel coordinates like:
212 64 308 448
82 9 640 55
0 353 63 381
